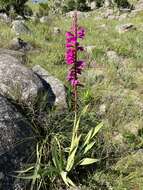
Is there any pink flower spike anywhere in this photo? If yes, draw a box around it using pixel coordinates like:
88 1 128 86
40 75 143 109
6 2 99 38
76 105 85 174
77 27 85 39
66 37 77 44
66 32 74 37
67 70 75 80
66 43 73 48
65 11 86 110
77 60 85 67
71 79 80 87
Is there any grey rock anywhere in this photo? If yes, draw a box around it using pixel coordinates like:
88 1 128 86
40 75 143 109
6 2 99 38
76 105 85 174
135 0 143 11
0 13 11 23
0 95 35 190
119 8 131 13
104 0 114 7
99 104 106 116
90 1 97 10
0 54 44 105
106 51 121 63
10 37 33 51
0 49 26 64
116 23 136 33
11 20 31 35
103 9 114 18
66 11 86 18
40 16 49 23
32 65 67 110
53 27 61 34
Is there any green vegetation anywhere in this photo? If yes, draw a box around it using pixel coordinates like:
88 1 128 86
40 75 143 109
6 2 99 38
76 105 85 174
0 0 29 16
1 0 143 189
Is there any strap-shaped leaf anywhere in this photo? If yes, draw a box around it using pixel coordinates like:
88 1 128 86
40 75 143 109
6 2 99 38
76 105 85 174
61 171 69 186
66 135 81 172
91 122 103 139
60 171 76 187
15 166 34 174
83 128 93 147
83 122 103 147
83 141 96 154
79 158 99 166
11 174 41 180
52 138 62 172
55 137 64 170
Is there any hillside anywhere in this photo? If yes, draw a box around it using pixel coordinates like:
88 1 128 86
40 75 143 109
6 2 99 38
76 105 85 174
0 0 143 189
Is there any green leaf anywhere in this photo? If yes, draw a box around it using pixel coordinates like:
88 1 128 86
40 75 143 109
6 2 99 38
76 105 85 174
55 137 64 170
52 137 63 172
60 171 69 186
81 105 89 115
79 158 99 166
83 141 96 154
66 135 81 172
60 171 76 187
91 122 103 139
83 128 93 147
30 143 42 190
83 122 103 147
66 146 78 172
41 166 58 177
74 105 89 132
12 174 41 180
15 166 34 174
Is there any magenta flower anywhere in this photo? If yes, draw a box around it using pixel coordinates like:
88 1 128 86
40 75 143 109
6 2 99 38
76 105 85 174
77 27 85 39
65 12 85 87
65 11 86 111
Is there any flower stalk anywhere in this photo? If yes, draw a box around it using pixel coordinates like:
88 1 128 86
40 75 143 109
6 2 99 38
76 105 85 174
65 11 85 113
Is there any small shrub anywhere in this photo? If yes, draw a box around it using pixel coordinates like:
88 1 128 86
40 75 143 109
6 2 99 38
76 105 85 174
62 0 90 13
0 0 29 16
38 3 49 17
114 0 131 8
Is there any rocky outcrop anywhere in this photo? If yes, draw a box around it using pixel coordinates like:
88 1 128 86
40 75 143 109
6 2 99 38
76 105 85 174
106 50 122 63
66 11 87 18
116 23 136 33
0 13 11 23
0 52 67 109
135 0 143 11
0 48 26 64
11 20 31 35
40 16 49 23
53 27 61 35
0 52 67 189
0 95 36 190
32 65 67 110
9 37 33 51
0 53 44 105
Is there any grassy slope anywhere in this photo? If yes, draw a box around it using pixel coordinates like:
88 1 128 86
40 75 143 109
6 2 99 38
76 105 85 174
1 3 143 189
